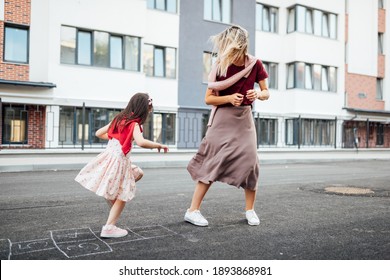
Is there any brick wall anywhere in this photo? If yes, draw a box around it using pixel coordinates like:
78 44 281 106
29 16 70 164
378 8 386 33
0 0 30 81
27 105 46 149
345 72 385 110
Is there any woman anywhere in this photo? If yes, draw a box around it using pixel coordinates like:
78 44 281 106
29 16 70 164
185 25 270 226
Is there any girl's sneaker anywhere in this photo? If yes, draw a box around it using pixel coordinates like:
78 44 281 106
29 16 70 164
100 225 128 238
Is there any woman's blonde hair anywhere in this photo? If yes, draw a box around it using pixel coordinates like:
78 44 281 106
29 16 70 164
210 25 249 77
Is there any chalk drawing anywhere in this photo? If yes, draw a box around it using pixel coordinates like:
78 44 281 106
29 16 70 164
11 238 56 256
0 239 11 260
1 224 179 259
51 227 112 258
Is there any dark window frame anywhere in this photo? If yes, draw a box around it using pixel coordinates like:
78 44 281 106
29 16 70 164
3 23 30 64
60 25 141 72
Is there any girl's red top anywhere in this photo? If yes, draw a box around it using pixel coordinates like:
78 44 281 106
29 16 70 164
107 118 142 155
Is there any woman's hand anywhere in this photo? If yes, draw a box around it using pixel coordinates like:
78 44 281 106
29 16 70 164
229 93 244 106
157 144 169 153
258 89 270 100
246 89 270 101
246 89 257 102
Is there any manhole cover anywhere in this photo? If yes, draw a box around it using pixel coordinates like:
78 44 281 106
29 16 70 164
324 186 374 195
299 184 390 197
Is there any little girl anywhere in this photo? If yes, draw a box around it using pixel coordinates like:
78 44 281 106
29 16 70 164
75 93 169 238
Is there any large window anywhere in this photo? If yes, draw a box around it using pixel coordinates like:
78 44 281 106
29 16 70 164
59 106 120 146
287 5 337 39
60 26 141 71
287 62 337 92
2 106 28 144
256 4 278 33
4 25 29 63
147 0 177 13
286 118 335 146
143 44 176 78
204 0 231 24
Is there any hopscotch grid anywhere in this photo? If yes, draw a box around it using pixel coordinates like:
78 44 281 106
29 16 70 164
4 225 178 259
127 228 145 239
9 238 56 257
12 247 56 256
109 233 175 245
51 227 112 259
51 227 101 244
109 225 178 245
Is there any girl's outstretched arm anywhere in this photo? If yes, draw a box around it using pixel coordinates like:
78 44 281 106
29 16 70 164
133 123 169 153
95 122 111 140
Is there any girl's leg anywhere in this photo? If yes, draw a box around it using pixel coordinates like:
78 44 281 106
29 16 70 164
100 199 128 238
189 181 211 211
105 199 126 226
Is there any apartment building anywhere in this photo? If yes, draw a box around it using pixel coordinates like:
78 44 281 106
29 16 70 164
1 0 389 150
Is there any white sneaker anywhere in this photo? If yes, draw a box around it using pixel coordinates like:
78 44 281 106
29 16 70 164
100 225 128 238
184 209 208 226
246 210 260 226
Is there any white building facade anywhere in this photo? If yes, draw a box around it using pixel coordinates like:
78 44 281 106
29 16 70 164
0 0 389 150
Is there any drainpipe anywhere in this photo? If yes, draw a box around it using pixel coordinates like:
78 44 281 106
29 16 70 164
82 102 85 151
298 115 301 149
366 118 369 148
334 116 337 149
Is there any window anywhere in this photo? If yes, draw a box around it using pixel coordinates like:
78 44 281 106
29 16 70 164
143 44 176 78
147 0 177 13
143 112 176 145
287 62 337 92
262 62 278 89
4 25 29 63
59 106 120 146
94 31 109 67
204 0 231 24
125 36 140 71
376 124 384 145
77 30 92 65
255 117 278 146
286 118 335 146
378 33 384 54
256 4 278 33
203 52 217 82
60 26 141 71
60 26 76 64
377 78 383 100
287 5 337 39
2 105 28 144
110 36 123 68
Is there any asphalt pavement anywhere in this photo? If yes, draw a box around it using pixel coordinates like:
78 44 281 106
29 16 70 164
0 160 389 260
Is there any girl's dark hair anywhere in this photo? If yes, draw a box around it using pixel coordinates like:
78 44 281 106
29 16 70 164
110 92 152 130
